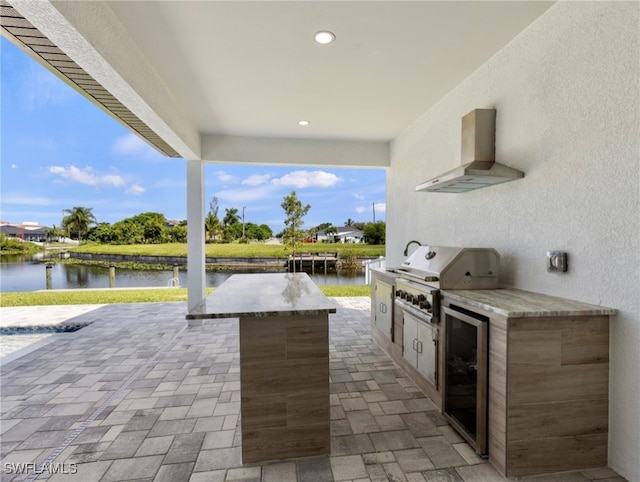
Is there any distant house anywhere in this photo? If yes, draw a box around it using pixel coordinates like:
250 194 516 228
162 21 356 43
0 222 48 242
315 227 363 243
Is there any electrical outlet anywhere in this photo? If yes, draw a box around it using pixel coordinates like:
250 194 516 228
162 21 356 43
547 251 568 273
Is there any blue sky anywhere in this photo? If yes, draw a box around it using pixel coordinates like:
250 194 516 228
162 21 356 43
1 38 386 233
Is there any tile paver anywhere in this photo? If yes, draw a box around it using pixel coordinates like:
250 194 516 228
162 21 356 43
0 299 629 482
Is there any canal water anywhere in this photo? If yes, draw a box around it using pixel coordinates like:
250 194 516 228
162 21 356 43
0 255 366 292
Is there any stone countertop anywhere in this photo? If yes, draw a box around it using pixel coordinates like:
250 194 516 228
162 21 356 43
371 267 401 281
186 272 337 320
441 288 616 318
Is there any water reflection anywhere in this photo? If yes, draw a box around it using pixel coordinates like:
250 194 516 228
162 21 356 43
281 273 311 306
0 255 366 292
64 265 91 288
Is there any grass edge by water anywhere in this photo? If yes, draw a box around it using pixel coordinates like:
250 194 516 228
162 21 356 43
0 285 371 307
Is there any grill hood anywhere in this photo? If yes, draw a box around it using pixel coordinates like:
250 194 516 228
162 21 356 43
416 109 524 193
394 245 500 289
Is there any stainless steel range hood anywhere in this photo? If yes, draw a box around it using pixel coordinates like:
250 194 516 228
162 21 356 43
416 109 524 193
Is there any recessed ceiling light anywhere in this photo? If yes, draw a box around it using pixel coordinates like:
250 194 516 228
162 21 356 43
314 31 335 45
298 120 310 126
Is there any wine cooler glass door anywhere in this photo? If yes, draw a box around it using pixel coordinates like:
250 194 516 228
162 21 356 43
443 305 488 455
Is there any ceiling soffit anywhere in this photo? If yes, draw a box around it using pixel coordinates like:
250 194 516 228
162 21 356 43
0 1 181 158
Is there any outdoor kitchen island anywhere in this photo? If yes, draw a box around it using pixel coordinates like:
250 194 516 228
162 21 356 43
186 272 336 464
372 263 618 478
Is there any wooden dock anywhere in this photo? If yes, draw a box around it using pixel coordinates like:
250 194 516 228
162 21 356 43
287 252 338 273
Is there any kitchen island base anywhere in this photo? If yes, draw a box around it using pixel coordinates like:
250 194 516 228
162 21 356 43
186 273 336 464
239 313 330 463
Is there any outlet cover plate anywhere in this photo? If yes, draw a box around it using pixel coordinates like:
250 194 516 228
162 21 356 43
547 251 568 273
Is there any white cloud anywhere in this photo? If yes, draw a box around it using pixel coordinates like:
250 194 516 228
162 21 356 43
355 203 386 215
11 164 17 169
214 170 239 184
216 185 277 203
127 184 146 195
242 174 271 186
353 193 365 200
374 202 386 213
111 133 161 160
48 165 125 187
1 194 53 206
271 170 342 189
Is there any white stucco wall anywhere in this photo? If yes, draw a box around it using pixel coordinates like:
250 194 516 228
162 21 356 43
388 2 639 480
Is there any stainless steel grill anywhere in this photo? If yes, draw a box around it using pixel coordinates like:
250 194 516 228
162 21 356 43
392 245 500 324
391 245 499 457
393 246 500 290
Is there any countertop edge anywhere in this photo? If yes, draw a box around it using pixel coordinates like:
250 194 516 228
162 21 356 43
186 307 337 320
441 288 617 318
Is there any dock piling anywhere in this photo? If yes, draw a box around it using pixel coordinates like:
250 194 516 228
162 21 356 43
45 264 53 289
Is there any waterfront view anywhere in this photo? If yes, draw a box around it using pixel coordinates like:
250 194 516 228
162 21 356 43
0 255 366 293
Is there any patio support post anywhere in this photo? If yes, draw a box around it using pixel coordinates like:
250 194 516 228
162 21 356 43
186 159 206 320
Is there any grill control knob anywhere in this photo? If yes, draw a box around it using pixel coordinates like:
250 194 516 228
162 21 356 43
417 294 426 302
395 290 402 297
406 294 414 303
420 301 432 311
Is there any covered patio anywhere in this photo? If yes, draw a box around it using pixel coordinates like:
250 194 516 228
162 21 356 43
1 1 638 480
0 301 625 482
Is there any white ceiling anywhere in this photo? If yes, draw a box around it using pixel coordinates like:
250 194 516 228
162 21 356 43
105 1 555 143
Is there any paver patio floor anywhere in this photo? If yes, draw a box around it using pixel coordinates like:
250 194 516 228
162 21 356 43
0 299 626 481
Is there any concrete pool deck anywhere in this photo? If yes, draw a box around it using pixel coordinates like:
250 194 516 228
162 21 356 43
0 299 627 481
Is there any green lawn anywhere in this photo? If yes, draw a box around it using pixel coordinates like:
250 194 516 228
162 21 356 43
0 285 371 307
70 242 385 258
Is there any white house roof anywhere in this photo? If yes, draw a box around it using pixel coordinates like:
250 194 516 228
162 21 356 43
1 0 554 164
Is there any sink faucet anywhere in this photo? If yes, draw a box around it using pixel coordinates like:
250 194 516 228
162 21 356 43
403 240 422 256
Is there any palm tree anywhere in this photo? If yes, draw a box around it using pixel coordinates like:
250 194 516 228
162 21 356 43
62 206 97 242
45 224 61 243
345 218 355 227
205 197 222 241
223 207 240 226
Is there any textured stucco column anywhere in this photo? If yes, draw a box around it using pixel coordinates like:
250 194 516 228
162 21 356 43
186 160 206 317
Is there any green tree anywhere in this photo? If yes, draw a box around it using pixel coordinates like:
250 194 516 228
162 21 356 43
111 212 168 244
205 197 222 241
45 224 61 243
244 222 272 241
325 226 338 242
223 207 240 227
168 224 187 243
345 218 356 227
259 223 273 240
87 223 117 244
314 222 333 231
223 223 243 241
363 221 385 245
62 206 97 242
281 190 311 272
